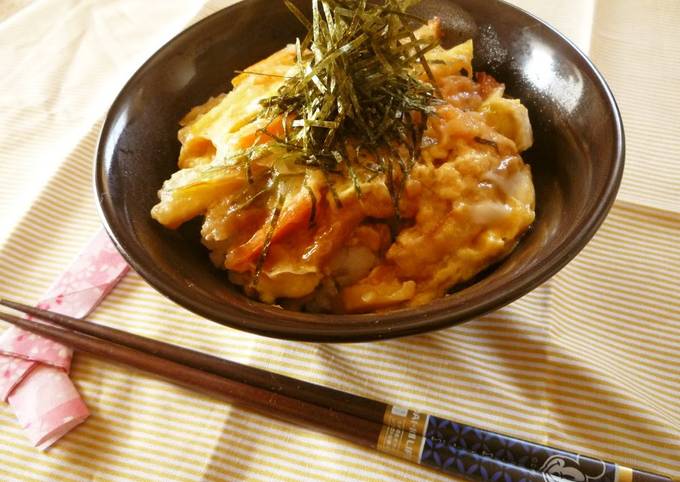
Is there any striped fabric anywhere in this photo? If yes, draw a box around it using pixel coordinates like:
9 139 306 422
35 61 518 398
1 0 678 480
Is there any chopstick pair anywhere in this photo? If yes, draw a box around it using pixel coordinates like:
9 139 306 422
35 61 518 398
0 299 670 482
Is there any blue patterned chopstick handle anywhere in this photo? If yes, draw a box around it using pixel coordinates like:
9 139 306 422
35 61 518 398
377 407 670 482
422 415 612 481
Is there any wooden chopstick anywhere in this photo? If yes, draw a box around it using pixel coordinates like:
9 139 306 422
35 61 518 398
0 299 385 425
0 307 382 448
0 305 547 479
0 299 671 482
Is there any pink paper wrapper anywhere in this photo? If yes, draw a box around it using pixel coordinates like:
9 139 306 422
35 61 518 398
0 354 35 401
38 228 131 319
1 229 129 448
8 365 90 449
0 327 71 371
0 230 129 374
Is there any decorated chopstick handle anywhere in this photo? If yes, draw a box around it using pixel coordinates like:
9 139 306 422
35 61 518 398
376 406 670 482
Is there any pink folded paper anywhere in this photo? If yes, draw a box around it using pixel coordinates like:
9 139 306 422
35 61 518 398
0 328 72 371
9 365 91 449
0 229 129 449
0 354 35 401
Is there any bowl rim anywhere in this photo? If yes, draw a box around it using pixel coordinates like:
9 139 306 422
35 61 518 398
95 0 625 342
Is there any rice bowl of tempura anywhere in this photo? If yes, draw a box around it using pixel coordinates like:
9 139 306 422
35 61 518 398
96 0 624 341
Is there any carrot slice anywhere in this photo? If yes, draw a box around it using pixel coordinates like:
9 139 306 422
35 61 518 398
236 115 287 149
225 193 313 271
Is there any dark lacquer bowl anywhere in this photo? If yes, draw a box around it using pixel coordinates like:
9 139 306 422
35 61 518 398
95 0 624 342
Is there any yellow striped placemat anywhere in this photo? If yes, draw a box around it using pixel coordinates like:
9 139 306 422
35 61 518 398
0 0 678 480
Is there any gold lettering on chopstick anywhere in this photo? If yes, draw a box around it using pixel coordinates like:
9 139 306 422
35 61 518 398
377 406 429 462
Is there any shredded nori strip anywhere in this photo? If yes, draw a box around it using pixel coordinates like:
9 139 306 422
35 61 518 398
257 0 440 207
474 136 499 152
226 177 273 215
252 184 285 286
234 70 293 79
234 0 445 287
304 182 318 228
